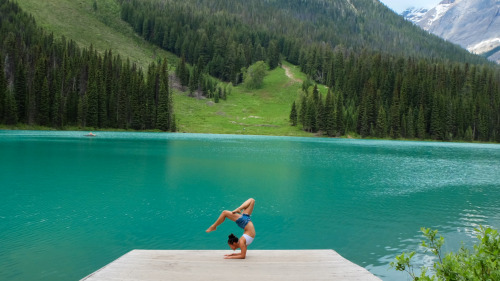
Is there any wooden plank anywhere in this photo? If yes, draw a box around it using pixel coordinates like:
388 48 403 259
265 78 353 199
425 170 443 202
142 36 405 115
81 250 381 281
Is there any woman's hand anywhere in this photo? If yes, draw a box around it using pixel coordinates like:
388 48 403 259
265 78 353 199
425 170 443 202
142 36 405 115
224 253 245 259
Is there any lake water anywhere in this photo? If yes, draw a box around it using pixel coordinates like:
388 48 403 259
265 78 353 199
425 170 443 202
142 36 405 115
1 130 499 281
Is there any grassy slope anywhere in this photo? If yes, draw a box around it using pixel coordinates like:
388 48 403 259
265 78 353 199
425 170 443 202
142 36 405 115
16 0 316 137
174 61 318 137
16 0 176 70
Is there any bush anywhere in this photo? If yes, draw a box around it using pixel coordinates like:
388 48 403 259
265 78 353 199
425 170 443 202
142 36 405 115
243 61 267 89
391 226 500 280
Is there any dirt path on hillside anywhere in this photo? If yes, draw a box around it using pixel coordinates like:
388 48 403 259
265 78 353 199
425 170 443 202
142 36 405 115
282 64 302 83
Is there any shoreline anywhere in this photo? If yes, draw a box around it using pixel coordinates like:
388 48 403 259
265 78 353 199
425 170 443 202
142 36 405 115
1 125 498 145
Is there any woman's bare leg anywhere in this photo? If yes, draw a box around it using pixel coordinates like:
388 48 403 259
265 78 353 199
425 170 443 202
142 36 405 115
206 210 240 232
233 198 255 215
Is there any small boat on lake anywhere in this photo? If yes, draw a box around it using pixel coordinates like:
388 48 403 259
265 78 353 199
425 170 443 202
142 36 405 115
85 132 97 137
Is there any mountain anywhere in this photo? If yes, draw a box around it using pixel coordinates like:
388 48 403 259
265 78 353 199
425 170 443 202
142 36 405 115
403 0 500 63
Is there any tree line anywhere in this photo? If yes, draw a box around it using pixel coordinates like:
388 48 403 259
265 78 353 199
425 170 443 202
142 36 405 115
117 0 487 88
291 51 500 142
0 0 176 131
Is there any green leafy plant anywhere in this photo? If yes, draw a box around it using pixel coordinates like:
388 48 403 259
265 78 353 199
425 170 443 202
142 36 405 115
243 61 268 89
391 226 500 280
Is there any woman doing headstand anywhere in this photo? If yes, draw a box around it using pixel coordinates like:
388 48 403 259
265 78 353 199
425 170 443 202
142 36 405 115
206 198 256 259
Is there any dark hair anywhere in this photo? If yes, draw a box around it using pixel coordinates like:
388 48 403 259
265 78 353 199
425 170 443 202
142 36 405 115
228 233 238 244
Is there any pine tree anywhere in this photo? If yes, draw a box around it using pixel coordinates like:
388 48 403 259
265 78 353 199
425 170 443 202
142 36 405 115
38 78 50 126
478 110 489 142
299 94 307 126
3 89 18 125
267 40 280 70
86 80 99 128
306 95 318 132
312 84 319 103
52 90 62 128
157 79 170 131
389 89 400 139
375 105 387 138
325 90 335 136
0 62 6 120
289 101 298 126
360 104 369 137
407 108 415 139
336 91 344 135
317 97 325 133
417 104 426 139
176 56 189 87
430 93 442 140
15 66 27 123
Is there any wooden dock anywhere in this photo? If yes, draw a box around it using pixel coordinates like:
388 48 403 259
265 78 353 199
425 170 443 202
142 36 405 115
81 250 381 281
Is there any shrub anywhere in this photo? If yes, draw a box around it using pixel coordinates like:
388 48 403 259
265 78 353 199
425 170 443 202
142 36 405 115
391 226 500 280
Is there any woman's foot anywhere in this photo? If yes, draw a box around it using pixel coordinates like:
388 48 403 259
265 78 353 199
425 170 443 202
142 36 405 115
206 225 217 232
232 208 242 214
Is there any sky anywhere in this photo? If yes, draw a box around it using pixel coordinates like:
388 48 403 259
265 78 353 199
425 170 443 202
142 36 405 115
379 0 442 13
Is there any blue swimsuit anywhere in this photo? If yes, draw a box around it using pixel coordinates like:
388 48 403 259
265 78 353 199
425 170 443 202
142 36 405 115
235 214 251 229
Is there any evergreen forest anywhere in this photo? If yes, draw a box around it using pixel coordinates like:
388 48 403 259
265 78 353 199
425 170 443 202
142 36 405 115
119 0 500 142
293 54 500 142
0 0 176 131
119 0 487 86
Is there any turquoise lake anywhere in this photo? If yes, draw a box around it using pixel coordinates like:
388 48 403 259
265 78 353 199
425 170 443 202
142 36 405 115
1 130 500 280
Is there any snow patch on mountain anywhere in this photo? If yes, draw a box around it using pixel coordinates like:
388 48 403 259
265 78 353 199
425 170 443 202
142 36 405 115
401 7 428 23
419 0 458 30
469 38 500 54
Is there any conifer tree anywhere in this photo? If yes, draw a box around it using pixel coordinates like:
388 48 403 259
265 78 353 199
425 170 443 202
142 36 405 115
156 79 170 131
176 56 189 87
38 78 50 126
317 97 325 132
267 40 280 70
86 80 99 128
389 90 400 139
299 94 307 126
15 66 27 123
3 89 18 125
312 84 319 103
417 104 426 139
306 95 318 132
430 93 442 140
406 107 415 139
376 105 387 138
335 91 344 135
324 90 335 136
289 101 298 126
52 90 62 128
0 62 6 120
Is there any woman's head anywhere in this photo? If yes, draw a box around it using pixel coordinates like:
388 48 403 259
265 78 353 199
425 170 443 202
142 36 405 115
228 233 239 250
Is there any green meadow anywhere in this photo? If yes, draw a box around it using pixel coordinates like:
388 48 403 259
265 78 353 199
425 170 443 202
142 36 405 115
174 62 314 136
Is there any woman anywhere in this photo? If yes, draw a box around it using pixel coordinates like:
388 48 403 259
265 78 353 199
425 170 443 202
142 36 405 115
206 198 256 259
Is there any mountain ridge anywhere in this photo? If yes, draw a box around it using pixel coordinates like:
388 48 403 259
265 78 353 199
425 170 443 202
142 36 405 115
403 0 500 63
